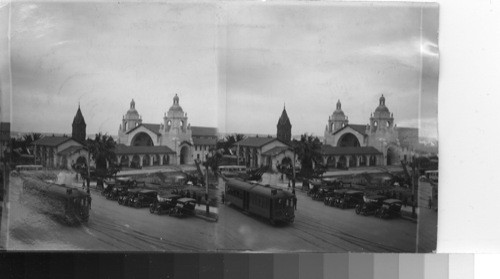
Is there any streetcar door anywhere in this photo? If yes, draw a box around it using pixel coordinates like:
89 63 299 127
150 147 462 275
243 192 249 210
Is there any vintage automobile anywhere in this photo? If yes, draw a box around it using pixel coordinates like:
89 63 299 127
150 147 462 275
355 195 386 216
131 190 158 208
118 188 141 206
306 180 322 197
324 189 346 206
312 186 335 201
336 190 364 209
376 199 403 219
169 198 197 217
102 180 115 197
107 186 128 200
149 194 181 215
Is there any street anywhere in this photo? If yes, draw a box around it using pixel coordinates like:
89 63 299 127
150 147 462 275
7 175 418 252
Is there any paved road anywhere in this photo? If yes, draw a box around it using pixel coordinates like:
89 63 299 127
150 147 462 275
7 174 418 252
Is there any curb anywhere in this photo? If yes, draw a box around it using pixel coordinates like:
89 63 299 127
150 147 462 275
195 213 218 222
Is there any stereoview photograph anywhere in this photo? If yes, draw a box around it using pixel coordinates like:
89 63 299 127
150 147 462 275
0 1 439 252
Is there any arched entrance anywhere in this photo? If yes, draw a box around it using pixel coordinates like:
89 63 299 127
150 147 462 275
76 156 87 167
131 132 154 146
180 146 189 165
327 156 335 168
120 156 129 167
131 155 141 168
338 133 360 147
337 156 347 169
386 146 399 166
162 155 170 165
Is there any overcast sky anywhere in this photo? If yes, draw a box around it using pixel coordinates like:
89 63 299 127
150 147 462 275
8 2 438 139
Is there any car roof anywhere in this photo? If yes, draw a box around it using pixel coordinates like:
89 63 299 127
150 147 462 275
139 190 157 194
177 198 196 203
383 199 402 204
346 190 364 195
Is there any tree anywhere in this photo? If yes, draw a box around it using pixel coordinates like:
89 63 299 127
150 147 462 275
204 149 223 175
86 133 120 188
216 134 246 155
292 134 323 179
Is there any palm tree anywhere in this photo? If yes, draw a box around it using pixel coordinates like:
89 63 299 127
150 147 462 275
87 133 119 188
216 134 246 155
292 134 323 179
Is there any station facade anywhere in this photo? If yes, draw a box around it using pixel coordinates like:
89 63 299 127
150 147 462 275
116 94 217 167
323 95 418 167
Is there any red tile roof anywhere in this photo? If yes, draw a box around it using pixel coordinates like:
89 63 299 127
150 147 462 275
320 145 381 155
236 137 279 148
114 144 175 155
261 146 291 157
191 126 217 137
32 136 73 147
192 137 217 146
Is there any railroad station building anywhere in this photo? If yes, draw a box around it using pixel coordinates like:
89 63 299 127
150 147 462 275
323 95 418 167
116 94 217 167
32 106 89 169
236 106 295 172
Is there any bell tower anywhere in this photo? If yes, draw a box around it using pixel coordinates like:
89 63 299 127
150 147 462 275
72 104 86 143
277 104 292 143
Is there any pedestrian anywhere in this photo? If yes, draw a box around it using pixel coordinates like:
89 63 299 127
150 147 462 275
221 192 225 204
197 195 201 206
293 195 297 210
88 196 92 210
403 196 408 208
428 197 432 209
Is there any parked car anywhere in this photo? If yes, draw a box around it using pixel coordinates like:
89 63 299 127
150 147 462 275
355 195 386 216
149 194 181 215
324 189 346 206
118 188 141 206
336 190 364 209
169 198 197 217
376 199 403 219
107 186 128 200
131 190 158 208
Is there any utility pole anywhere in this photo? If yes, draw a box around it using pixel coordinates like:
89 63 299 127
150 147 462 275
411 156 417 219
205 158 209 215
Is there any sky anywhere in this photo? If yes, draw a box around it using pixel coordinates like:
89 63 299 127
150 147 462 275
6 1 439 139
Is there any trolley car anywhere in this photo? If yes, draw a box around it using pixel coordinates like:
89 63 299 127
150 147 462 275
225 178 295 225
23 178 91 224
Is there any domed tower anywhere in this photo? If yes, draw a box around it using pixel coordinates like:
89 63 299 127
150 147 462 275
160 94 193 163
327 100 349 133
120 99 142 132
162 94 189 133
369 94 394 133
277 105 292 143
72 104 86 143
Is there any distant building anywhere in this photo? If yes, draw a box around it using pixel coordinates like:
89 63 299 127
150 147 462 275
323 95 418 167
236 106 294 172
116 95 217 167
32 106 89 169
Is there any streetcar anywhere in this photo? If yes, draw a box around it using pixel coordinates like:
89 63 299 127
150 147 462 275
224 178 295 225
23 178 91 224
